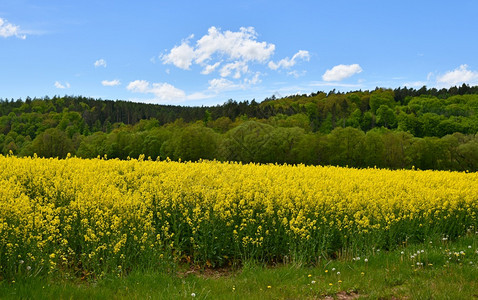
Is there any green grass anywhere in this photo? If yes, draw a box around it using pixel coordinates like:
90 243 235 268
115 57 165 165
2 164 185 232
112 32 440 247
1 234 477 299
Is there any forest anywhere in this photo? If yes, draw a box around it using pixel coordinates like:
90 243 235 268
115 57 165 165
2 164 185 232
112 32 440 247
1 84 478 171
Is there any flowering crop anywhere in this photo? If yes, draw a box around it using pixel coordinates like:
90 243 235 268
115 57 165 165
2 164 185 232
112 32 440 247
0 155 477 279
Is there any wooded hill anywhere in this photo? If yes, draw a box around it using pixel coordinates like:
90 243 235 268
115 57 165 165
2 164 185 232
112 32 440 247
1 84 478 171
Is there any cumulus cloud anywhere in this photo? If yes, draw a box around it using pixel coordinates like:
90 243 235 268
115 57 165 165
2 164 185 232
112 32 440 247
200 27 271 63
322 64 363 82
195 26 275 64
149 83 186 100
54 81 70 89
126 80 151 93
0 18 26 39
101 79 121 86
159 26 310 97
268 50 310 70
208 78 238 92
94 59 107 68
161 39 195 70
201 62 221 75
185 92 212 101
436 64 478 87
127 79 215 103
208 72 262 93
127 80 187 101
161 26 275 79
219 61 248 79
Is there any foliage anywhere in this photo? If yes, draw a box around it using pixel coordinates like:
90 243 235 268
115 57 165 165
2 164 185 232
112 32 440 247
1 85 478 170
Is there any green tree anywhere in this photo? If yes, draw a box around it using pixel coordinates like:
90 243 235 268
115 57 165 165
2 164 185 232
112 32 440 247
141 128 172 159
420 113 445 137
218 121 274 163
363 129 386 168
456 137 478 171
346 108 362 128
76 132 109 158
369 89 396 113
291 133 328 165
376 105 397 128
327 127 365 167
382 131 413 169
407 137 446 170
166 123 219 161
257 127 305 164
207 116 233 133
31 128 74 158
397 111 422 136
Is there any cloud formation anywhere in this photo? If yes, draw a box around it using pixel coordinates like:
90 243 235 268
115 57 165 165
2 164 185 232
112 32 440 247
54 81 70 89
161 26 275 79
127 80 153 93
208 78 239 92
127 80 187 102
436 64 478 87
101 79 121 86
161 38 195 70
322 64 363 82
126 77 260 103
268 50 310 70
219 61 248 79
156 26 311 102
0 18 26 39
200 62 221 75
94 59 107 68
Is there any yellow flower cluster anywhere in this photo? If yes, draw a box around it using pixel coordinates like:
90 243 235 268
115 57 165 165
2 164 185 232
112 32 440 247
0 155 476 279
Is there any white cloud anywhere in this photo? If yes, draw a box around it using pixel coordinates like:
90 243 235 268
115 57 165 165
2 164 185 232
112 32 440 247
150 83 186 100
126 80 150 93
54 81 70 89
208 78 238 92
127 79 216 103
127 80 187 102
127 75 263 100
201 62 221 75
161 40 195 70
436 64 478 87
268 50 310 70
160 26 310 93
322 64 363 82
219 61 248 79
194 26 275 64
94 59 107 68
209 72 262 93
101 79 121 86
161 26 276 77
0 18 26 39
185 92 212 101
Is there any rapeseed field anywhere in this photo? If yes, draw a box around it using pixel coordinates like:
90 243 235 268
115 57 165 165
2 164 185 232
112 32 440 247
0 155 476 280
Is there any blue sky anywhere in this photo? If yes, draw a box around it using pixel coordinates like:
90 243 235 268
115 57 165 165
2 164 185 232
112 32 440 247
1 0 478 106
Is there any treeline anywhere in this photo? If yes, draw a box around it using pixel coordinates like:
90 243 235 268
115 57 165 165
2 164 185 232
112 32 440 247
1 84 478 171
